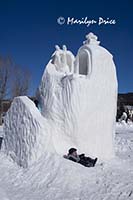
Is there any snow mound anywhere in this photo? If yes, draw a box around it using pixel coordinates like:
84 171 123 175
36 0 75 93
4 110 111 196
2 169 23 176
3 96 52 167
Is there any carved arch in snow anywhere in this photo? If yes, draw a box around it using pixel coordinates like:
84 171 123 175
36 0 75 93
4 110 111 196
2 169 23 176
75 48 92 77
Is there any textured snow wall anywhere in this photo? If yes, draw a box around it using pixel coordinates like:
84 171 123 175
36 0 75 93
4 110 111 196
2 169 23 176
3 96 52 167
38 33 118 159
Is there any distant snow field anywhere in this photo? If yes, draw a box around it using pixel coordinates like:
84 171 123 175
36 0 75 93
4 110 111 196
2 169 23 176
0 123 133 200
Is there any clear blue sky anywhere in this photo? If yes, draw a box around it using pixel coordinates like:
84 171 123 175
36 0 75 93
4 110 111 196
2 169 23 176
0 0 133 96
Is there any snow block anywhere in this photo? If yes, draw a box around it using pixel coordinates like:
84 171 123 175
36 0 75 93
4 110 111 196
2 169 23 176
3 96 52 167
38 33 118 159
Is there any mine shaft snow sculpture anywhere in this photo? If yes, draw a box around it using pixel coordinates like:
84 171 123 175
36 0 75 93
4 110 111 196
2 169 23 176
3 33 118 167
38 32 118 159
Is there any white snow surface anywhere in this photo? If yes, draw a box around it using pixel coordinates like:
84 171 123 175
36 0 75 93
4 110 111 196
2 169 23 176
38 33 118 159
3 96 53 167
0 126 4 137
0 123 133 200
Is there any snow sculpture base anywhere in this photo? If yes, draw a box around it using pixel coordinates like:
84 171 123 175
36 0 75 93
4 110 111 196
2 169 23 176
3 96 52 167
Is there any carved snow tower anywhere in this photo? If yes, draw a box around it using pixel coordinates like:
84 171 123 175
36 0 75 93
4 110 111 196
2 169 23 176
38 33 118 159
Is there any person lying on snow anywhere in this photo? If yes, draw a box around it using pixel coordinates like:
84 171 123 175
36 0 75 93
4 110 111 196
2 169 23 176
64 148 98 167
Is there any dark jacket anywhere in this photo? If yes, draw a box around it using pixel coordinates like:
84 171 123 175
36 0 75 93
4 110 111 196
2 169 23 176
66 153 95 167
67 154 80 163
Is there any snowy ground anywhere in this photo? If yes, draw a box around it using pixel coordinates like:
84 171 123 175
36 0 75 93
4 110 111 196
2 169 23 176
0 123 133 200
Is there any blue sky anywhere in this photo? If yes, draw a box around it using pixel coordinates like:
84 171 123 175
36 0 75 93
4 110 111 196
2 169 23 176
0 0 133 95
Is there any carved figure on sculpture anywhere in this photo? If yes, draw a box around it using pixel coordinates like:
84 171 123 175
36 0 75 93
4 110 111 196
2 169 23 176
51 45 75 74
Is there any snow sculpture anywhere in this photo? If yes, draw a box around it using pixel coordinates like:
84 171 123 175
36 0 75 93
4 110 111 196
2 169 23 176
74 33 99 76
3 96 52 167
38 32 118 159
3 33 117 166
51 45 75 74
